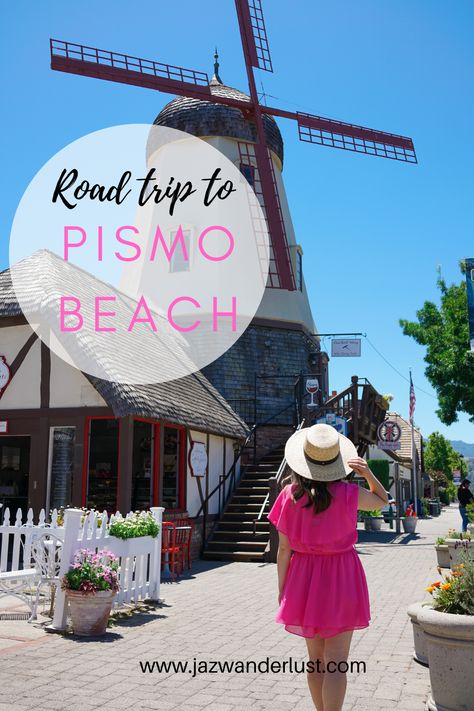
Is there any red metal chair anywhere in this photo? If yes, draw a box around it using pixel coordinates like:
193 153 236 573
175 517 194 571
161 521 181 579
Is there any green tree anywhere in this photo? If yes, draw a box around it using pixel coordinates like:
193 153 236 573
400 268 473 425
424 431 468 478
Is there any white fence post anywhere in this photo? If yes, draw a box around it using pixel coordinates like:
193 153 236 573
51 508 83 631
149 507 164 601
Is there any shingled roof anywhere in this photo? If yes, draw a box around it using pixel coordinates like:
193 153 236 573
0 255 249 439
153 79 284 165
384 411 423 466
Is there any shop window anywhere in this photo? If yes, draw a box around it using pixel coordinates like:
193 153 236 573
0 436 30 517
131 420 154 511
48 427 76 511
162 426 184 510
86 419 119 512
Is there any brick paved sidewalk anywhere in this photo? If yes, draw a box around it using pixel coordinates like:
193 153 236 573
0 504 463 711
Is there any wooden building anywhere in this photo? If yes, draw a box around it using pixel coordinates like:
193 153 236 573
0 261 248 555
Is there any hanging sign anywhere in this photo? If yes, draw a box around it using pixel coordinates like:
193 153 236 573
317 413 348 436
465 258 474 351
0 357 12 398
452 469 462 485
377 420 402 450
331 339 361 357
305 378 319 408
189 441 207 477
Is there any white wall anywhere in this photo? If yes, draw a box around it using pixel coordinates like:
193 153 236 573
186 429 241 517
0 325 41 408
49 351 106 407
0 324 107 410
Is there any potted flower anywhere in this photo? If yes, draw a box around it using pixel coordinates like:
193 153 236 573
467 503 474 536
61 548 119 636
402 504 418 533
407 600 432 666
418 558 474 711
363 510 383 531
435 536 450 568
445 532 473 569
108 511 160 556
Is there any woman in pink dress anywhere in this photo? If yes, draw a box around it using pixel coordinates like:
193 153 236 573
268 423 388 711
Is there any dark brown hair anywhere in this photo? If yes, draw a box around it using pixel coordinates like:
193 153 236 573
290 471 342 515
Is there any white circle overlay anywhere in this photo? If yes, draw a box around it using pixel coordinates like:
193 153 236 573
9 124 270 384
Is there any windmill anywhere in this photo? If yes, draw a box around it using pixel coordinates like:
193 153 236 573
50 0 416 296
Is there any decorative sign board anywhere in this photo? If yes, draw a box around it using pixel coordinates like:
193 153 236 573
316 414 348 436
189 441 207 477
0 357 12 398
305 378 319 408
331 339 361 357
452 469 462 485
49 427 76 510
377 420 402 451
0 421 7 434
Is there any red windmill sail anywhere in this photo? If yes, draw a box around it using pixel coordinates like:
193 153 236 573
50 1 417 291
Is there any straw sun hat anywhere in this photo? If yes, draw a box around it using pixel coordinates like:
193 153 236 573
285 423 358 482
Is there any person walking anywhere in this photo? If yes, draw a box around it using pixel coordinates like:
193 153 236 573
268 423 388 711
458 478 473 533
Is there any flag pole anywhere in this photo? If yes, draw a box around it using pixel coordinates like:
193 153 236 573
409 369 418 515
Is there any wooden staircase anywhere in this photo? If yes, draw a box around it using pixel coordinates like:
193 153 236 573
202 446 285 562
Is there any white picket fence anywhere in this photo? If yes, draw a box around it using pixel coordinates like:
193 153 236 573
0 505 164 630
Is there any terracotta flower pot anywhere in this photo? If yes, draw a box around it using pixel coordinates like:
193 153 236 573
435 544 450 568
407 601 431 666
66 590 116 636
402 517 417 533
418 606 474 711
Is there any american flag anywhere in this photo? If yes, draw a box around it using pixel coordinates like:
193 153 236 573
409 373 416 422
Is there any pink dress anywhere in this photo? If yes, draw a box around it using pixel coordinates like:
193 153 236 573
267 481 370 639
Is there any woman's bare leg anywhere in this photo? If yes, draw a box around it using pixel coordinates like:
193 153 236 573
321 631 353 711
305 635 326 710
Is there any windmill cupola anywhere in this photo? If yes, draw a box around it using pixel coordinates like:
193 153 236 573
153 51 284 165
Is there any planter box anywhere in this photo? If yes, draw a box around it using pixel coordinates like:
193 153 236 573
446 538 474 569
418 606 474 711
407 602 431 666
402 517 418 534
363 518 382 531
105 534 157 558
435 544 450 569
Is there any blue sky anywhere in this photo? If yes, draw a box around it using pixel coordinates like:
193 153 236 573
1 0 473 442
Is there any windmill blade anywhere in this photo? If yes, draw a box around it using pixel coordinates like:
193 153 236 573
50 39 215 102
238 141 295 290
235 0 273 72
297 111 417 163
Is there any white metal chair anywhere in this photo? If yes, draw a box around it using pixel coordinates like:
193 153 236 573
0 530 62 622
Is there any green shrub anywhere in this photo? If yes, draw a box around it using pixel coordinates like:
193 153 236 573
421 497 430 518
367 459 390 491
439 487 449 505
446 481 457 502
436 537 446 545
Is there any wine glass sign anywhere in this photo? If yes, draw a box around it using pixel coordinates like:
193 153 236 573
305 378 320 408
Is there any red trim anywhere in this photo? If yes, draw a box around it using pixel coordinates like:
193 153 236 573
179 427 186 510
152 422 160 506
